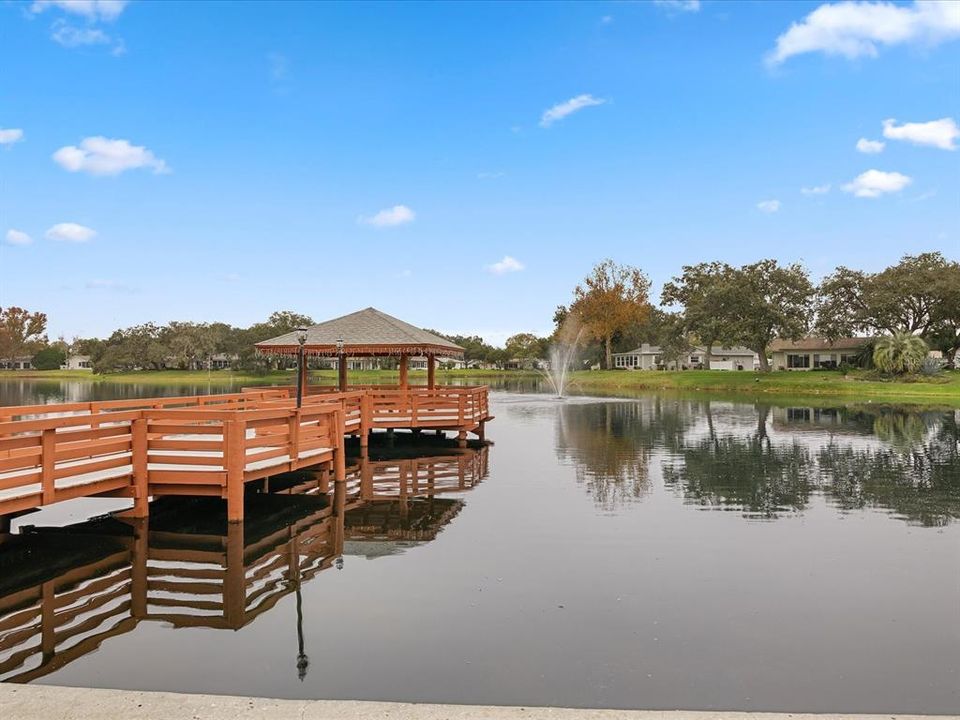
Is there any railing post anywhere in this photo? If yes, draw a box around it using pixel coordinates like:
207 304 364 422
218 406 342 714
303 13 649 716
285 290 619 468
333 409 346 485
225 418 247 522
130 417 149 517
289 409 301 470
360 392 370 449
41 428 56 505
224 521 246 628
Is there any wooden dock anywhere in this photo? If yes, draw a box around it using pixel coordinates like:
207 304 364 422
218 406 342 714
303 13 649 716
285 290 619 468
0 385 491 522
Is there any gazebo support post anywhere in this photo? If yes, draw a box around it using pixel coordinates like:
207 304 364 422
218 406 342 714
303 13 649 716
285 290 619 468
427 354 435 389
399 354 409 389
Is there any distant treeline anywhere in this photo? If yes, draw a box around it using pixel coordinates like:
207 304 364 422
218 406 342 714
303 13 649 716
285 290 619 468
1 251 957 374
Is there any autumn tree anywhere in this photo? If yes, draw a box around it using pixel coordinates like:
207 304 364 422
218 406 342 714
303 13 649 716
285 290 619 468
729 260 814 371
661 262 738 369
0 307 48 359
570 260 651 369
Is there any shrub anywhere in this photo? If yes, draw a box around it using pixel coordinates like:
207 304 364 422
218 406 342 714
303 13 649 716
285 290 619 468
872 333 928 375
919 357 942 376
31 347 66 371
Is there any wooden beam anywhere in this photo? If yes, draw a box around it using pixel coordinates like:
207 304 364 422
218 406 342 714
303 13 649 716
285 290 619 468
399 354 409 388
427 354 436 389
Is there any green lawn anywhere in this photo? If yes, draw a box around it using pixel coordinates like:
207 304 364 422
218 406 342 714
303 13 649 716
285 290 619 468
2 367 958 404
564 368 960 403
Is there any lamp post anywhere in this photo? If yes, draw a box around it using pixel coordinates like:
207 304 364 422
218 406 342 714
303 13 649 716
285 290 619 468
336 336 346 392
296 327 308 408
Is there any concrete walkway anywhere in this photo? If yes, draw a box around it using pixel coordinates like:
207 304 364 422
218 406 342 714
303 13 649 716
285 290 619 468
1 685 955 720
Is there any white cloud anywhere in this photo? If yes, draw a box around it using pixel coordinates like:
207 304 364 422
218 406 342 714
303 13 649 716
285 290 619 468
53 136 169 176
882 117 959 150
0 128 24 146
757 199 781 213
842 169 912 198
801 183 831 195
359 205 416 227
51 21 111 47
486 256 525 274
540 94 606 128
31 0 128 21
654 0 701 12
856 137 885 153
46 222 97 242
600 15 613 24
767 1 960 66
477 171 505 180
5 229 33 246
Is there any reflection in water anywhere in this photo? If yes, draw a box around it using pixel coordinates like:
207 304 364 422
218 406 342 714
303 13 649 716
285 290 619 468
0 442 488 683
555 399 960 525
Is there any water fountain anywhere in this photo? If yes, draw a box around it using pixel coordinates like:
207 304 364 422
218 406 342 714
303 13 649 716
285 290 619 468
540 323 583 399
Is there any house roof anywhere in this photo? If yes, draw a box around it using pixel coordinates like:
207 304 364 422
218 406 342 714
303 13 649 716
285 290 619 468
614 344 754 356
769 337 870 352
255 307 464 358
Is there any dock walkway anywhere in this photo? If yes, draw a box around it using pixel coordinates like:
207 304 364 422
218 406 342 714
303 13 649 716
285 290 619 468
0 385 491 521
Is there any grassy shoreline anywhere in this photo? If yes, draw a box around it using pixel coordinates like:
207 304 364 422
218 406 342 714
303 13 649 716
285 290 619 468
2 368 958 404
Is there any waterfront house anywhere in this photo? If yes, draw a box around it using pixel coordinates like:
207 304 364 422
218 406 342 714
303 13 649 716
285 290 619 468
0 356 33 370
61 354 93 370
769 337 868 370
612 343 756 371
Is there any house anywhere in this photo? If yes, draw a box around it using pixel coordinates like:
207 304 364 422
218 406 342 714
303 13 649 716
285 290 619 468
465 359 497 370
769 337 869 370
409 355 466 370
61 354 93 370
0 356 33 370
612 343 756 371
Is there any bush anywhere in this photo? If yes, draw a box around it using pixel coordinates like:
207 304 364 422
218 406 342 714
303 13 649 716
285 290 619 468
873 333 928 375
31 347 66 370
919 357 942 376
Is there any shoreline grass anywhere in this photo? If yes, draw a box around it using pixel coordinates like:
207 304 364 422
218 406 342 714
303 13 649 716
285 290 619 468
1 368 957 405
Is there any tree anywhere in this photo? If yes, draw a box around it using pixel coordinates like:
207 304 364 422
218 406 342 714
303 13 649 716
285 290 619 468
656 312 695 369
570 260 651 369
0 307 47 359
32 346 66 370
661 262 738 369
873 332 928 375
816 252 960 351
504 333 548 361
729 260 814 372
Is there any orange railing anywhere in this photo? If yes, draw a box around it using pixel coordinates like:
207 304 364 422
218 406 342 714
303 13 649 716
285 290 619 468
0 396 347 520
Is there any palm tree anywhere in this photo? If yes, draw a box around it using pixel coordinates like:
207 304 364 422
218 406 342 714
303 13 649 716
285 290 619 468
873 332 928 375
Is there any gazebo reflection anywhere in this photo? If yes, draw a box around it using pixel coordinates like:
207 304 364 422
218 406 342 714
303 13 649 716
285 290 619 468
0 441 488 684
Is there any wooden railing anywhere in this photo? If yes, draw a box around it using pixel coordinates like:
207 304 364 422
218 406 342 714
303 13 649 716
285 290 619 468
246 384 491 434
0 396 347 520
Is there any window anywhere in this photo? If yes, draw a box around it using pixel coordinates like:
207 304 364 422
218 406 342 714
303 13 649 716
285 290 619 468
840 353 859 367
689 355 701 364
787 354 810 369
813 353 836 369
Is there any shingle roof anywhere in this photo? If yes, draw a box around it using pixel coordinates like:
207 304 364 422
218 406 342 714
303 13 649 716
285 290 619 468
769 337 871 352
255 307 464 358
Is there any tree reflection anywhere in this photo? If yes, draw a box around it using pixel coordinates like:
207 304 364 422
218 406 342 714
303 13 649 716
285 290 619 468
554 396 959 525
663 436 816 519
818 413 960 527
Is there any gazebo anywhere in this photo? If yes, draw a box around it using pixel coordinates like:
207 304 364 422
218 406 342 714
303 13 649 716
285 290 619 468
255 308 490 445
255 307 465 392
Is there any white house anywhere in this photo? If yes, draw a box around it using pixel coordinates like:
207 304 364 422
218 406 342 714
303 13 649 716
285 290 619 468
0 356 33 370
62 354 93 370
768 337 867 370
612 343 756 371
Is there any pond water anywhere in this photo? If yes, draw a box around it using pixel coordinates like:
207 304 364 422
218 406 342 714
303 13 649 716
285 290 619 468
1 380 958 714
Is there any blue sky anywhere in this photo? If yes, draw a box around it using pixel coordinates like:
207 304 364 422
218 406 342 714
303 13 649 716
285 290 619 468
1 0 958 344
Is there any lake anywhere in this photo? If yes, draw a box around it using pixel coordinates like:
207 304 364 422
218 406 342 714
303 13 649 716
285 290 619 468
1 380 958 714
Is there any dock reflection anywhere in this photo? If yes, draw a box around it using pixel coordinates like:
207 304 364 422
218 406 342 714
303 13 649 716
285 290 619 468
0 440 489 683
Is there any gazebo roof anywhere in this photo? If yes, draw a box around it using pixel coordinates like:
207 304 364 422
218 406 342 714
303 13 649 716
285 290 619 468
255 307 464 358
